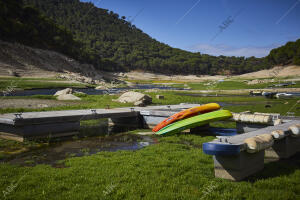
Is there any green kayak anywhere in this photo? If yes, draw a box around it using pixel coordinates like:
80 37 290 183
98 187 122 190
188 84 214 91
155 110 232 135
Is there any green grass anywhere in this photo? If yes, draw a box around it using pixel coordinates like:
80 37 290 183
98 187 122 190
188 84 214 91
80 118 108 126
0 133 299 199
169 80 300 91
125 79 184 84
0 94 134 114
1 92 299 116
0 77 60 81
185 81 300 90
0 91 300 199
224 100 300 116
0 77 88 90
1 95 56 100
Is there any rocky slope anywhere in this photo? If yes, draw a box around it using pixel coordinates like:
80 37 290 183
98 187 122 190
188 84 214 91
0 40 116 84
238 66 300 79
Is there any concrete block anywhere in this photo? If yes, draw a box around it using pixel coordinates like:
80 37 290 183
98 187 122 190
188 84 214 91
213 151 265 181
265 136 300 159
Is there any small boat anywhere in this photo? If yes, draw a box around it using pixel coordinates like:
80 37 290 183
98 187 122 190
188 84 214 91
152 103 220 132
155 110 232 135
262 92 277 99
275 93 293 98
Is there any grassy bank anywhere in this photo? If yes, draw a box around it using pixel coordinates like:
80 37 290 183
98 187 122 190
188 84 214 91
1 92 299 116
0 77 88 90
0 91 300 199
126 79 300 90
0 132 299 200
183 81 300 90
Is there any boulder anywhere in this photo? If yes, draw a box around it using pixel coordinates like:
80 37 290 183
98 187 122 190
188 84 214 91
96 85 109 90
94 80 103 85
56 94 81 101
83 77 94 84
54 88 73 96
8 70 19 77
117 91 152 106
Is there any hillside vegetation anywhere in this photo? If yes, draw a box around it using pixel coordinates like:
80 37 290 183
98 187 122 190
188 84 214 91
267 39 300 66
0 0 119 72
24 0 273 75
1 0 299 75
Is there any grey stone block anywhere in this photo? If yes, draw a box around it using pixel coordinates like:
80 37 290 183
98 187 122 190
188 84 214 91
213 151 265 181
265 136 300 159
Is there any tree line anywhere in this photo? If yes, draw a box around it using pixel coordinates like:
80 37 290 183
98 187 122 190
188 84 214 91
267 39 300 66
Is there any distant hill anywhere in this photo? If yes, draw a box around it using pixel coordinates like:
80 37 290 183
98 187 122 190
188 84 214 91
267 39 300 66
0 0 120 72
2 0 298 75
24 0 273 75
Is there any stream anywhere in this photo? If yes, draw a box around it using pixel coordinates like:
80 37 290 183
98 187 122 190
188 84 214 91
1 84 188 97
3 133 157 167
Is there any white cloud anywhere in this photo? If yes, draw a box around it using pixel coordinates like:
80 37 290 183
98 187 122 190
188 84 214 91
187 43 281 58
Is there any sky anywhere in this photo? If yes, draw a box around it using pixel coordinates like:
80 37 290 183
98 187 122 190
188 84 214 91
81 0 300 58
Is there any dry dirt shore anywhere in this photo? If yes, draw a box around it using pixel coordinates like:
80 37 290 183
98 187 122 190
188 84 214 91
237 65 300 79
116 65 300 82
117 71 227 82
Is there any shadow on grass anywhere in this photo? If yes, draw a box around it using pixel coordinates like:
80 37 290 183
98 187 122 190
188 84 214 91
245 152 300 182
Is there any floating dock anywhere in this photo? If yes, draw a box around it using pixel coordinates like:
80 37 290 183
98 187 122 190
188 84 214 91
0 104 199 141
1 104 299 181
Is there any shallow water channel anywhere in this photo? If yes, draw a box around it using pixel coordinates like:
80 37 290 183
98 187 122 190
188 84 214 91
1 123 238 168
2 84 188 97
4 133 157 168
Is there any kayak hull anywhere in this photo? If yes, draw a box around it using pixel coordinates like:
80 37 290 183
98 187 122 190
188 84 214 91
155 110 232 135
152 103 221 132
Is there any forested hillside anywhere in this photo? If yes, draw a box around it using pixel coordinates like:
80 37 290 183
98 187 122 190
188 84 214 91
0 0 120 72
1 0 298 75
24 0 272 75
267 39 300 66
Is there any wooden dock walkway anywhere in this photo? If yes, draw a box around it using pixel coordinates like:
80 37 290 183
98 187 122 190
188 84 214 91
0 104 200 141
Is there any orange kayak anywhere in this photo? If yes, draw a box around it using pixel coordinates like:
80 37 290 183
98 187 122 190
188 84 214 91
152 103 221 132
